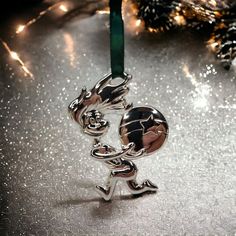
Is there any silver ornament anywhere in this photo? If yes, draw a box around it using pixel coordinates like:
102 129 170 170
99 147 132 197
68 73 168 201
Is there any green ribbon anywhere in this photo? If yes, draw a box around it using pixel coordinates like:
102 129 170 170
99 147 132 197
110 0 124 78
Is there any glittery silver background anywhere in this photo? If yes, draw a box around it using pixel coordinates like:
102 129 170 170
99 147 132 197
0 4 236 236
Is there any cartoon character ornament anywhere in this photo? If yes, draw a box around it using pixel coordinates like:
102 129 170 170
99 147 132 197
68 73 168 201
68 73 132 137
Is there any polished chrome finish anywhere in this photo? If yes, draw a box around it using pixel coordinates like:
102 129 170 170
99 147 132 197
91 141 157 201
68 74 168 201
68 72 132 137
119 106 168 156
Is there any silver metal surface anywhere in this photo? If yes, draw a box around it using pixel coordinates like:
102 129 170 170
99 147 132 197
69 75 167 200
0 7 236 236
68 72 132 137
91 141 157 201
119 106 168 155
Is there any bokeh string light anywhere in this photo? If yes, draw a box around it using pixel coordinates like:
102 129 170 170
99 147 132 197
0 0 235 78
96 9 109 15
63 32 76 67
16 3 69 35
0 37 34 78
0 2 69 78
136 0 235 69
59 4 69 13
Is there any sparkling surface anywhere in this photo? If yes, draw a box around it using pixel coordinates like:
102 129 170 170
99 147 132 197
0 8 236 236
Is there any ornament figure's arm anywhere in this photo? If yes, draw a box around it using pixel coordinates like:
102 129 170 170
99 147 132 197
91 142 135 161
125 148 146 159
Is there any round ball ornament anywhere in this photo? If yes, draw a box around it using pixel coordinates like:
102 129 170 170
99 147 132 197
119 106 168 156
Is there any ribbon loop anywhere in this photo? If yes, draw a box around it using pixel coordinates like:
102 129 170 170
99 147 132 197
110 0 124 78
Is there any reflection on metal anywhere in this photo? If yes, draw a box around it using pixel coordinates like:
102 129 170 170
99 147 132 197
68 73 132 137
69 73 168 201
63 33 76 67
119 107 168 155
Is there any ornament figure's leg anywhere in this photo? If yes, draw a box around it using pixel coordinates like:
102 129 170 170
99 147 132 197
126 179 158 195
95 172 118 201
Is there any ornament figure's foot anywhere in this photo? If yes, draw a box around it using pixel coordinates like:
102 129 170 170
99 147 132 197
95 181 117 201
95 185 110 201
95 185 107 195
126 179 158 195
143 179 158 191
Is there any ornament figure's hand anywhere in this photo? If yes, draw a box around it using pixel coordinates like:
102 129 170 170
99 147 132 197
91 142 135 161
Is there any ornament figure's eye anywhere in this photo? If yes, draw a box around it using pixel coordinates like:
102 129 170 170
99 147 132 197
96 115 101 123
89 117 96 125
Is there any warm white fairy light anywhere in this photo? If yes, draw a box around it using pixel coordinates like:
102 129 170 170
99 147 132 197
122 1 145 35
96 6 110 15
15 2 65 34
2 1 70 78
173 15 186 26
135 19 142 27
97 1 144 35
96 9 110 15
10 50 34 78
148 27 159 33
59 4 68 13
16 25 25 34
10 51 20 61
127 17 144 35
0 38 33 78
21 65 33 77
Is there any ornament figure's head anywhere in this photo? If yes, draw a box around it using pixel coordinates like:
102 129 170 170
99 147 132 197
68 73 132 137
68 88 109 137
119 106 168 157
82 110 109 136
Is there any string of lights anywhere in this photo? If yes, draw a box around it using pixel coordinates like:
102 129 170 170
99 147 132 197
0 0 235 78
0 1 69 78
0 37 34 78
136 0 236 69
